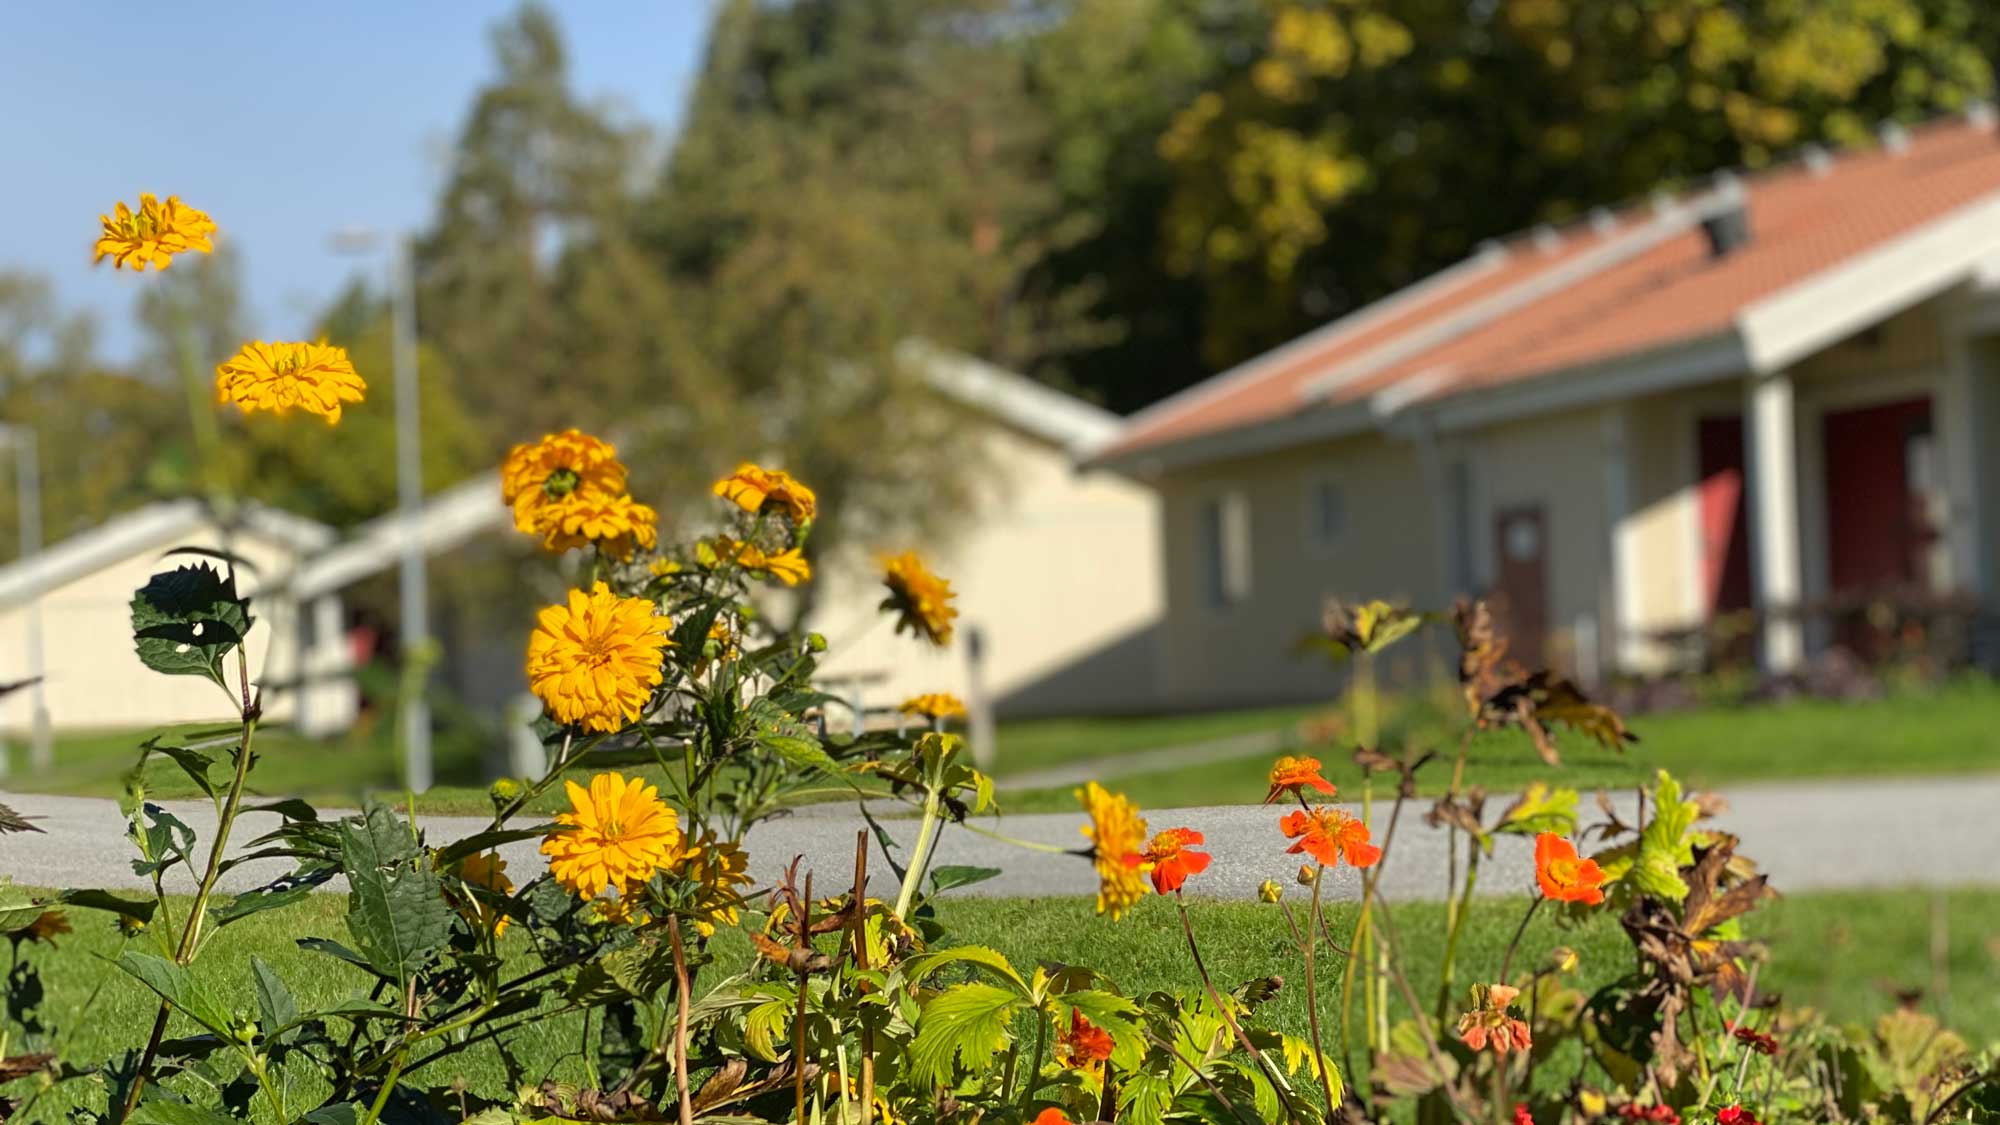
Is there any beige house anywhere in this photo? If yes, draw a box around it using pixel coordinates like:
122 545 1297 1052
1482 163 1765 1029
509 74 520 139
811 347 1163 718
1095 114 2000 708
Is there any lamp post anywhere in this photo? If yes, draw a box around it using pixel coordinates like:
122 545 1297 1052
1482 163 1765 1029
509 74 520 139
0 424 50 774
331 227 432 792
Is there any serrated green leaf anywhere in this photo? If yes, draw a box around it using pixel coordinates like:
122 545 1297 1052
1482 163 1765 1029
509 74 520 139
116 951 233 1037
251 957 299 1036
743 990 793 1063
131 1102 243 1125
1493 783 1579 838
1117 1071 1173 1125
338 804 450 984
1061 989 1146 1070
898 944 1028 993
130 563 254 687
908 982 1024 1087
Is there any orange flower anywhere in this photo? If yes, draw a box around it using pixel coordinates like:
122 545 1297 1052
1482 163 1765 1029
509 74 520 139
1456 982 1532 1055
1264 754 1336 804
1534 833 1606 905
1056 1008 1115 1075
1030 1111 1072 1125
1133 827 1212 895
1280 806 1382 869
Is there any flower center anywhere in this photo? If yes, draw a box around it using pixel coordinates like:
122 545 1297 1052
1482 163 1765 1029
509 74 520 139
543 467 581 498
1548 857 1579 886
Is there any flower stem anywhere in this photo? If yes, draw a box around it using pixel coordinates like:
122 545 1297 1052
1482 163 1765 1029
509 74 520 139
1434 836 1482 1021
892 787 943 921
1018 1003 1050 1108
1302 866 1339 1120
848 831 876 1125
669 916 694 1125
1176 899 1298 1121
1497 895 1544 986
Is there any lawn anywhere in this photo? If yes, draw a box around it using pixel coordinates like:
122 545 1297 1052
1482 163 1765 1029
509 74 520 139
7 887 1994 1120
6 678 1996 819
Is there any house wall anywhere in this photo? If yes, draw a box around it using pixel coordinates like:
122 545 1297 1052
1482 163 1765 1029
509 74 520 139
812 420 1163 719
0 526 356 736
1155 434 1442 709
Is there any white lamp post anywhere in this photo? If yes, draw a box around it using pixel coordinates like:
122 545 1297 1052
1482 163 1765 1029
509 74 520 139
0 424 50 773
331 227 432 792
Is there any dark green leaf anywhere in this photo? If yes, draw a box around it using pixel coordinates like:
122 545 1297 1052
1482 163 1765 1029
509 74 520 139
293 1105 361 1125
129 563 254 687
928 865 1002 894
216 868 335 927
116 952 233 1037
251 957 299 1036
131 1101 244 1125
58 889 158 924
434 825 555 867
339 804 450 984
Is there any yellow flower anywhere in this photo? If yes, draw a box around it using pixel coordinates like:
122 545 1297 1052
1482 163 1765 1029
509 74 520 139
592 890 650 927
215 341 366 424
714 537 811 586
541 771 683 897
500 429 649 555
649 558 684 578
880 551 958 646
546 492 659 561
527 582 672 733
712 462 817 523
899 693 967 721
94 193 215 270
1077 782 1148 920
454 851 514 937
681 831 753 938
21 909 71 945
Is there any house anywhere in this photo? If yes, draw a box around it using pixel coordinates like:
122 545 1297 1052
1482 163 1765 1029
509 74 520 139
1093 112 2000 709
809 345 1163 718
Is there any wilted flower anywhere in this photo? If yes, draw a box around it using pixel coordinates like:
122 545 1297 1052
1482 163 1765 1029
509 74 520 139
1547 945 1580 974
1281 806 1382 869
880 551 958 646
1534 833 1606 905
19 909 70 945
215 341 365 424
1134 827 1211 895
1055 1008 1114 1081
1455 982 1531 1055
95 193 215 270
899 693 966 721
541 772 682 897
1729 1025 1778 1056
1264 754 1336 804
526 582 671 733
712 462 817 523
1258 879 1283 903
1077 782 1147 920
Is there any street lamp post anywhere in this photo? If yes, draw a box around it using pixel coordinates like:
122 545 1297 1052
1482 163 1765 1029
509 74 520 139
333 228 432 792
0 425 50 774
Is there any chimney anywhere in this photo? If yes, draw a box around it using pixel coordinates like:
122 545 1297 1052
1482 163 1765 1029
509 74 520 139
1880 121 1911 154
1801 144 1834 177
1700 174 1750 259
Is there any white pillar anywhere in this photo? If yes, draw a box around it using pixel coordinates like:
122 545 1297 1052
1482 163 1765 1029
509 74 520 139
1602 405 1642 673
1937 294 1990 598
1746 370 1804 674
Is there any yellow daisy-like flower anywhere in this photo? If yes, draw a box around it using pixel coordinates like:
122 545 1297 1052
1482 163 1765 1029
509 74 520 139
714 536 811 586
541 771 683 897
454 851 514 937
591 890 650 927
94 193 216 271
501 428 630 539
880 551 958 646
545 492 659 561
1077 782 1148 920
681 831 754 938
899 693 967 721
215 341 366 425
526 582 672 733
712 462 817 523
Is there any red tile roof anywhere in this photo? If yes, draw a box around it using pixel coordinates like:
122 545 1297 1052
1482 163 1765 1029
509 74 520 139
1106 116 2000 461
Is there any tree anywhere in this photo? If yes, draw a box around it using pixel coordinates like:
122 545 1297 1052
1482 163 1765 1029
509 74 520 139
1153 0 1997 368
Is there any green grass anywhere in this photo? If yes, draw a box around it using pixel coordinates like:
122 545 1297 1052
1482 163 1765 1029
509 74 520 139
992 677 2000 813
8 887 1995 1120
10 678 1998 820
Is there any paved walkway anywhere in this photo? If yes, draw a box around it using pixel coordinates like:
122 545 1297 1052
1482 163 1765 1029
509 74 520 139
4 774 1995 904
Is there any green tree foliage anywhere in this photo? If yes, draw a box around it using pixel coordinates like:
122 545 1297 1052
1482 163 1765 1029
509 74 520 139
1154 0 1998 366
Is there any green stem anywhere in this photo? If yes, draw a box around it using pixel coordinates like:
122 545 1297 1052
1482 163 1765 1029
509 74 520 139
1497 895 1544 986
892 787 943 920
1018 1003 1050 1108
360 1051 409 1125
1434 836 1482 1021
1302 867 1339 1120
1176 899 1299 1121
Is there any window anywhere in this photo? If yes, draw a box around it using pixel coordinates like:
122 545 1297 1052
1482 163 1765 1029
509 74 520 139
1199 491 1251 608
1305 476 1347 551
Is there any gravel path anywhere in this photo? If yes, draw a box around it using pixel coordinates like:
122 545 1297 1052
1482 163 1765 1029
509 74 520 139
3 774 1996 904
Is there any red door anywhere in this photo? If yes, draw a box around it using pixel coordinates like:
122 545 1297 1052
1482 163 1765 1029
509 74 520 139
1696 416 1753 615
1491 506 1548 669
1823 398 1933 594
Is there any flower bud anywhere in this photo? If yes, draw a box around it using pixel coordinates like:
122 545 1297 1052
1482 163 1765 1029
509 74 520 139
1296 864 1317 886
807 632 829 653
1547 946 1579 974
1258 879 1283 904
489 778 523 806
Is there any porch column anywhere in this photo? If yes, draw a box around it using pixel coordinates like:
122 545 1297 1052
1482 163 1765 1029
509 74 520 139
1602 405 1641 674
1745 369 1804 674
1938 295 1991 598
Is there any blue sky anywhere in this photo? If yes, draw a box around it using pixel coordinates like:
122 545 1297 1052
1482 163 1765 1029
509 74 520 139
1 2 713 364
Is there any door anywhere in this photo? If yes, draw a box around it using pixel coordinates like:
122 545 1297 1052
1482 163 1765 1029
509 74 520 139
1823 397 1935 594
1491 506 1549 668
1696 416 1753 616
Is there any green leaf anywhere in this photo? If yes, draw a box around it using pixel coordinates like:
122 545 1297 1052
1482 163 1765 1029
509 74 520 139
116 951 233 1037
131 1102 244 1125
907 982 1024 1087
130 803 197 876
129 563 254 687
58 888 158 924
0 881 45 934
1060 989 1146 1070
743 987 794 1063
897 944 1028 993
141 736 234 802
1225 1056 1283 1122
433 825 554 867
746 698 837 773
1117 1072 1173 1125
338 804 450 984
1493 783 1579 838
1630 770 1699 902
293 1106 361 1125
928 865 1002 894
251 957 299 1036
